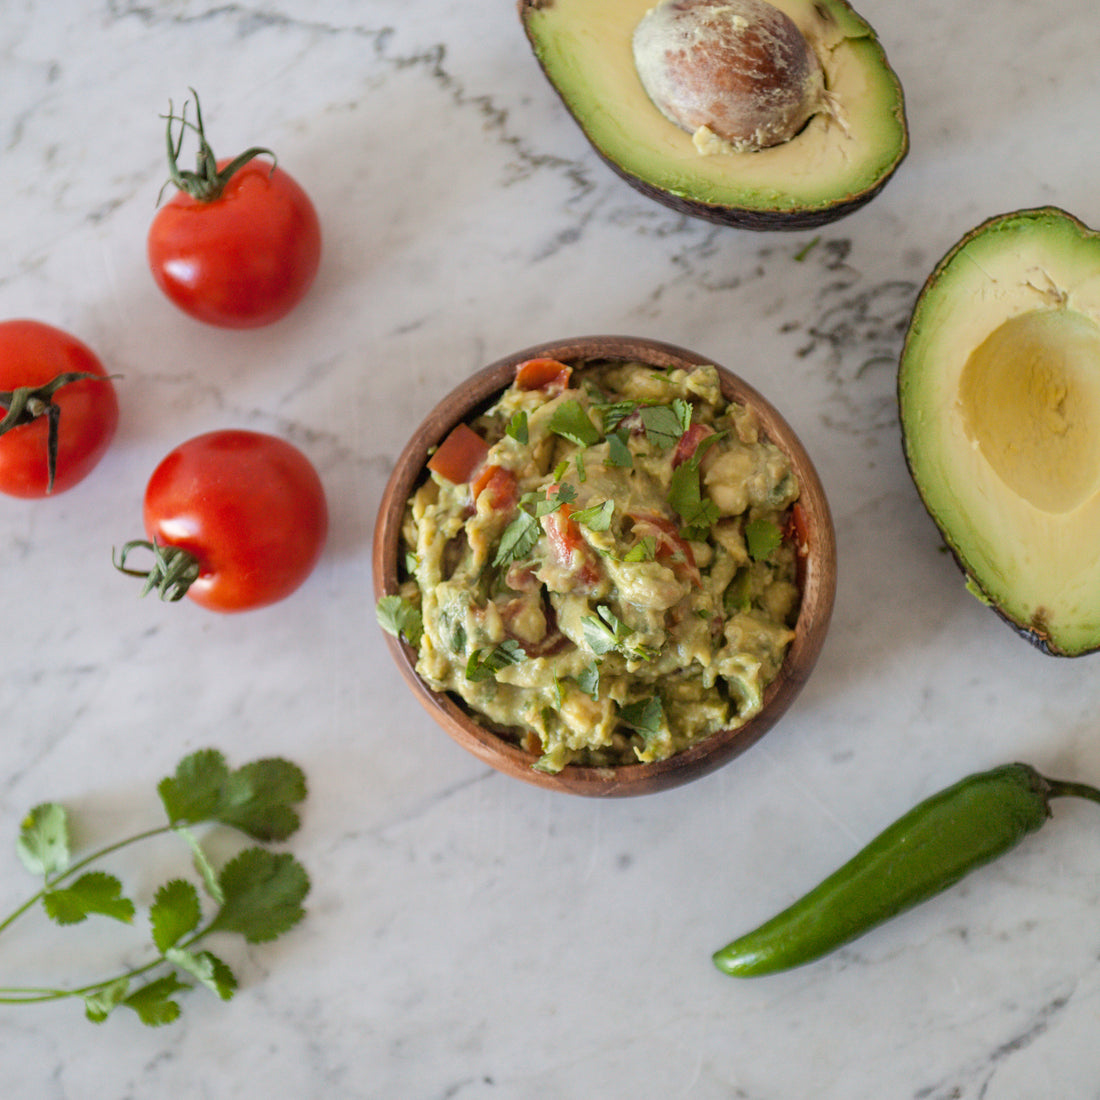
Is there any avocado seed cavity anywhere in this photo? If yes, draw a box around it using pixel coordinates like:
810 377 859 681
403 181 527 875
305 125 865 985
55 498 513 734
959 308 1100 514
633 0 828 154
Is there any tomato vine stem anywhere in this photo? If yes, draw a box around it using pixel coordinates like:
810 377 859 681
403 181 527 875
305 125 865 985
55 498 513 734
160 89 277 204
0 371 115 493
113 539 202 602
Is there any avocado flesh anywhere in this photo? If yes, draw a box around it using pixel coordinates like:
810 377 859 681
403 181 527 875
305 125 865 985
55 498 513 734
900 208 1100 656
518 0 908 228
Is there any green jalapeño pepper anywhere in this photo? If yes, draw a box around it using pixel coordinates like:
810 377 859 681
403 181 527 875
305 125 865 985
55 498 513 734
714 762 1100 978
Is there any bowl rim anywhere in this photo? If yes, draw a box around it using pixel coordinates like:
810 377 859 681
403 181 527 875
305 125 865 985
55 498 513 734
372 335 836 796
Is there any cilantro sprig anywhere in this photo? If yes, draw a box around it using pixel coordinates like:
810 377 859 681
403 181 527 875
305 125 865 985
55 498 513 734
376 594 424 647
466 639 527 682
581 605 656 661
668 431 724 539
0 749 309 1027
493 483 579 568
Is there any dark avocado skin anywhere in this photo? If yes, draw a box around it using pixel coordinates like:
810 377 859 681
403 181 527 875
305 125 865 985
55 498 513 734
517 0 909 230
599 156 906 231
897 207 1098 659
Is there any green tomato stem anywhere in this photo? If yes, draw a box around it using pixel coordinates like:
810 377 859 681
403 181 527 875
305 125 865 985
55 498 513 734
112 540 202 602
0 371 115 494
161 88 276 203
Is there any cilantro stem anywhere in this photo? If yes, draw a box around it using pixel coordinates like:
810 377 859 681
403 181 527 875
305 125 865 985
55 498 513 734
0 825 172 938
0 916 217 1005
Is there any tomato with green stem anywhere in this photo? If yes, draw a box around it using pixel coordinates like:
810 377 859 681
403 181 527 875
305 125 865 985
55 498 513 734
114 429 328 612
0 319 119 497
147 91 322 329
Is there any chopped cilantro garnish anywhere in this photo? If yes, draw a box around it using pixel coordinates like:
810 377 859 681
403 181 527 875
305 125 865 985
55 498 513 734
506 410 528 445
534 483 577 516
582 605 632 655
668 430 724 538
622 535 657 563
618 696 665 736
638 400 692 449
493 509 540 566
493 484 578 566
375 595 424 647
581 605 654 661
574 663 601 701
723 567 753 614
598 400 637 433
745 517 783 562
549 399 601 447
572 499 614 531
466 639 527 681
606 429 633 468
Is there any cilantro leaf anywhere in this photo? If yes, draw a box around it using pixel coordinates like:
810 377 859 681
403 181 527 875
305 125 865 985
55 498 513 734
598 400 637 433
745 517 783 561
581 605 645 658
208 848 310 945
667 433 724 537
493 508 540 566
466 639 527 682
157 750 307 842
214 758 308 843
17 803 70 879
533 483 577 516
724 567 752 614
619 696 665 737
607 430 633 468
84 978 130 1024
122 973 190 1027
376 594 423 647
166 947 237 1001
639 401 691 449
43 872 135 926
623 535 656 563
549 399 601 447
572 499 614 532
157 749 230 827
150 879 201 954
506 410 528 445
574 663 601 701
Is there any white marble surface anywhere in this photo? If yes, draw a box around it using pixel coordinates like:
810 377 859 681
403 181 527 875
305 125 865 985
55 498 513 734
4 1 1100 1096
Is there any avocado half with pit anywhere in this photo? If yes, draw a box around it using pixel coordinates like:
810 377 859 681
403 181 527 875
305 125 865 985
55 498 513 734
900 207 1100 657
518 0 908 229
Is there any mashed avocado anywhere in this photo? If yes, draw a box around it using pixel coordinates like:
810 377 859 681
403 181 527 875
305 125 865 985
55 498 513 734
388 359 801 772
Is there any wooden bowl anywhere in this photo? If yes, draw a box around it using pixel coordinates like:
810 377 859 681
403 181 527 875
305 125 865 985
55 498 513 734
373 336 836 796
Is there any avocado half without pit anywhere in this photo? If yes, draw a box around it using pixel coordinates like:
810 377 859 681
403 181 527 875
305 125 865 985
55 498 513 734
899 207 1100 657
518 0 908 229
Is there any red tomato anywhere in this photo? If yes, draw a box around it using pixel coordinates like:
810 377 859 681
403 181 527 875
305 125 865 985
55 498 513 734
0 319 119 497
514 358 572 392
141 430 328 612
426 422 489 484
148 158 321 328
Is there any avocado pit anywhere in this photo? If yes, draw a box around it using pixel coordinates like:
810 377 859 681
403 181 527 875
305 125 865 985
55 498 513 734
633 0 828 153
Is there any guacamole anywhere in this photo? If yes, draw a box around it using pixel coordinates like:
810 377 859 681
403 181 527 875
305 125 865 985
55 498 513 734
386 358 802 773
